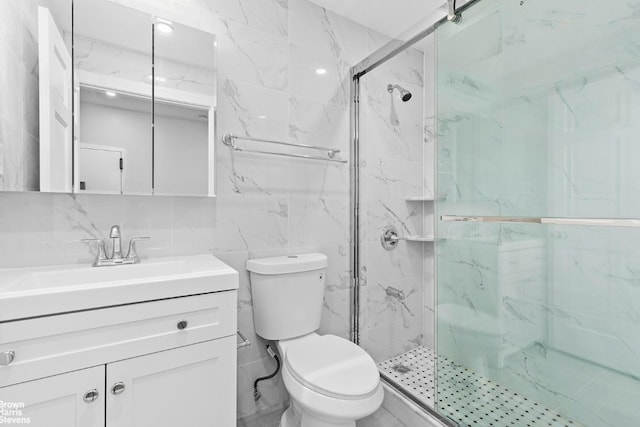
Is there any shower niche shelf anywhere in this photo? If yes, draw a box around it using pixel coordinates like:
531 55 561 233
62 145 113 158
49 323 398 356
405 196 437 202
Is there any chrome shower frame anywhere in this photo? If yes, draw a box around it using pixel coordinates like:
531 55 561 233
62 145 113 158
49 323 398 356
347 0 482 421
348 0 481 344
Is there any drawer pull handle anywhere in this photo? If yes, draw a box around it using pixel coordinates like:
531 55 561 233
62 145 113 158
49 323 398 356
0 351 15 366
111 382 126 395
177 320 188 330
83 389 100 403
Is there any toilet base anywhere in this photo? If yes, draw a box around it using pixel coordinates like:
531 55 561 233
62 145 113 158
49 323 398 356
280 400 356 427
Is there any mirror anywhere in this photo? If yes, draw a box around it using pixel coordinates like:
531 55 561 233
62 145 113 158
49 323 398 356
0 0 216 196
0 0 72 192
151 18 216 196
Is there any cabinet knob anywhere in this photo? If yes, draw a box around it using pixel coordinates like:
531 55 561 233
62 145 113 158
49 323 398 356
111 382 126 395
0 351 15 366
177 320 188 330
83 389 100 403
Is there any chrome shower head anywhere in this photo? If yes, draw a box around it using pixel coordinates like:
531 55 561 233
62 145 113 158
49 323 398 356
387 83 412 102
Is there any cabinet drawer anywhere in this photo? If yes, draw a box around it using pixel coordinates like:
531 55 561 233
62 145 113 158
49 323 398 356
0 291 236 387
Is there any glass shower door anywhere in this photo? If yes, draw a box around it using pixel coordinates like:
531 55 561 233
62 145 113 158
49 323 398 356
436 0 640 425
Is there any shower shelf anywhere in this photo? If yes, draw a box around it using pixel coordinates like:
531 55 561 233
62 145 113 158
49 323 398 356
405 196 436 202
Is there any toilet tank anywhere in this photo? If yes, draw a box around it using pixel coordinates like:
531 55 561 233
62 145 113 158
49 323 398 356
246 253 327 340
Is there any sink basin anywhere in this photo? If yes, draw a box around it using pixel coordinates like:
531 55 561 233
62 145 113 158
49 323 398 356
0 255 238 322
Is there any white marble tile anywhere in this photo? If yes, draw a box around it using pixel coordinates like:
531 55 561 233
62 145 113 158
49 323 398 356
360 315 423 363
0 1 22 58
237 356 289 418
289 0 371 65
0 117 24 192
288 96 349 153
288 196 348 248
217 19 288 90
0 36 24 130
289 44 350 107
363 240 424 291
210 194 289 253
362 159 424 245
195 0 288 39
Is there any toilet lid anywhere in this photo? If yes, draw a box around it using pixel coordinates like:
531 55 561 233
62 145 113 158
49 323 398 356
285 335 380 399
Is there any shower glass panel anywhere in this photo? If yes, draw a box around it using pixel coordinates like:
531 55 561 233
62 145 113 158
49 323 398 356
436 0 640 425
357 36 438 406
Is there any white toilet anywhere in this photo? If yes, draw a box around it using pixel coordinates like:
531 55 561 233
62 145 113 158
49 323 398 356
246 253 383 427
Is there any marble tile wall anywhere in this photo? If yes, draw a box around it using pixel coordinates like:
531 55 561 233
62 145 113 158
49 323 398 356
0 0 389 419
0 0 55 191
357 44 428 362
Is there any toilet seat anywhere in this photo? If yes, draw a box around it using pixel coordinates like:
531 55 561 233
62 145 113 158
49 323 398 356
284 334 380 400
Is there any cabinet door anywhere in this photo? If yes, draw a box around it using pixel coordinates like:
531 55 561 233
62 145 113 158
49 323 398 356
0 366 105 427
107 337 236 427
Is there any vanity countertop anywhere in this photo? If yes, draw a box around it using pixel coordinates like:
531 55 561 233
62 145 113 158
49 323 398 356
0 254 238 322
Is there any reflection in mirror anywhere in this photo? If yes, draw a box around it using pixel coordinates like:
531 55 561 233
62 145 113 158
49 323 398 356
78 87 151 195
73 0 216 196
154 101 210 196
154 20 216 196
0 0 72 192
74 0 152 195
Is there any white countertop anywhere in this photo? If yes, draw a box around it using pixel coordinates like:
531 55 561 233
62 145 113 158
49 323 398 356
0 254 238 322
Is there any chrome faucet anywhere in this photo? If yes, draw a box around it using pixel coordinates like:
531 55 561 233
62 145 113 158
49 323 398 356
82 225 150 267
110 225 123 260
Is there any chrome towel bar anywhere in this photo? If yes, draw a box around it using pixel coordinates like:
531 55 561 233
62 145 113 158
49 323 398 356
222 133 347 164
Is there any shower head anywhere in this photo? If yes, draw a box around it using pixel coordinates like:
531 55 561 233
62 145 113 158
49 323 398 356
387 83 412 102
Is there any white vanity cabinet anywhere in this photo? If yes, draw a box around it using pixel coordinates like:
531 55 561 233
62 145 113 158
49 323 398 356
0 366 105 427
0 277 238 427
106 337 235 427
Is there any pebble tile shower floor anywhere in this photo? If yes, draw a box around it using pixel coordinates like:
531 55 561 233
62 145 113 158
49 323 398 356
378 346 582 427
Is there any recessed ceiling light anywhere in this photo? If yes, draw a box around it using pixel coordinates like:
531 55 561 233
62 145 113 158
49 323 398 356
316 68 327 75
156 19 174 34
105 91 117 97
257 115 267 119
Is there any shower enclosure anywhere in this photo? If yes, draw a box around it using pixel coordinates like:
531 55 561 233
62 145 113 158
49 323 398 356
350 0 640 426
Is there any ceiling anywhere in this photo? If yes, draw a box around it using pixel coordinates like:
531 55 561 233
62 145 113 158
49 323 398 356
309 0 446 39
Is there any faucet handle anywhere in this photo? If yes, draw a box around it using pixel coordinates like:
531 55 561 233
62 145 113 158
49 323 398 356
109 225 121 238
81 239 108 266
126 237 150 262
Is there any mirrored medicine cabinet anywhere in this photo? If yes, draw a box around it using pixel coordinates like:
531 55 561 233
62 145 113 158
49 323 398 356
0 0 217 196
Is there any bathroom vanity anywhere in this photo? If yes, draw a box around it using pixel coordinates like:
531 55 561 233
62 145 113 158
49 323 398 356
0 255 238 427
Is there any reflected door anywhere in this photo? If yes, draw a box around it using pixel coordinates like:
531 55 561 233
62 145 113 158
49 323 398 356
78 144 124 194
38 6 73 193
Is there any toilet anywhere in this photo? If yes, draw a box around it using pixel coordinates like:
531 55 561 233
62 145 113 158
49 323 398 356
246 253 383 427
